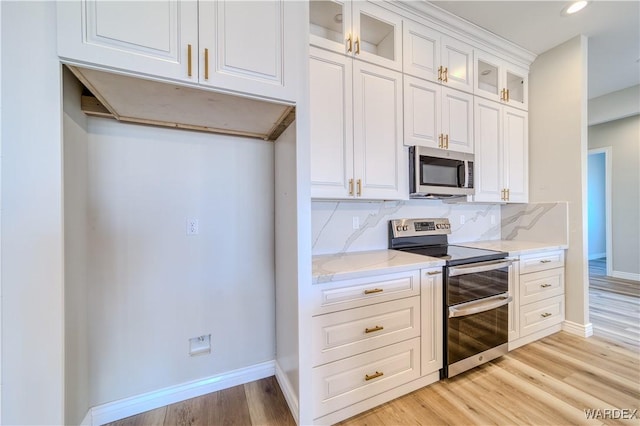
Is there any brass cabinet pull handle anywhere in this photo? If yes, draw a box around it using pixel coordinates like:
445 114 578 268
438 66 443 82
364 288 384 295
443 67 448 82
506 88 510 102
501 189 506 201
505 188 510 201
541 283 552 288
427 270 441 275
357 179 362 196
438 133 443 148
501 88 506 101
540 259 552 264
204 48 209 80
348 178 354 196
347 35 353 53
444 134 449 149
365 325 384 334
541 312 552 318
355 37 360 55
365 371 384 381
187 44 193 77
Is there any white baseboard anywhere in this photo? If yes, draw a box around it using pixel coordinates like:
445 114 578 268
274 361 299 425
563 320 593 338
612 270 640 281
87 360 275 426
588 253 606 260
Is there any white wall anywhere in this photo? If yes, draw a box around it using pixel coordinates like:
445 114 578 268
528 35 590 327
1 2 65 424
75 117 276 405
312 200 501 255
587 152 606 259
63 68 91 425
588 115 640 279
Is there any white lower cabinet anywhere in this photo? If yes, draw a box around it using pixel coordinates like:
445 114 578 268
311 266 442 422
510 250 565 350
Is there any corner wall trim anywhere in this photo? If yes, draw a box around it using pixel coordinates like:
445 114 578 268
563 320 593 338
88 360 275 426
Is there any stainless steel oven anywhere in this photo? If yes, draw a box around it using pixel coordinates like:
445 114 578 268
445 259 513 377
389 218 513 379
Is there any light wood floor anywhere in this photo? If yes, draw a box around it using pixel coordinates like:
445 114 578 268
106 264 639 426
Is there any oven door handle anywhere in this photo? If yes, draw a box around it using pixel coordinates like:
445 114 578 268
448 259 513 277
449 293 512 318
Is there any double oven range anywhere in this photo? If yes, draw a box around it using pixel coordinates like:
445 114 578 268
389 218 513 378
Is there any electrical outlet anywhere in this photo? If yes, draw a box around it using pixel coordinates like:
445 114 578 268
189 334 211 356
353 216 360 230
186 218 199 235
460 215 466 225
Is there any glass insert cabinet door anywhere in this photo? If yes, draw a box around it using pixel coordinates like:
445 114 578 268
309 1 402 71
475 51 528 110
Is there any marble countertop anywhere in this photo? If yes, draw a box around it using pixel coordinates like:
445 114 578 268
459 240 568 256
312 249 445 284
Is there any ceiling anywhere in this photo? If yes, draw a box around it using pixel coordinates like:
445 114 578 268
430 1 640 99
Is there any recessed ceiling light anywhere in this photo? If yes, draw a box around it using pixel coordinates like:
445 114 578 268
562 1 589 16
481 70 491 76
334 13 343 24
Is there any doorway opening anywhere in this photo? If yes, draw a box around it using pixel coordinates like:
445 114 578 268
587 147 612 276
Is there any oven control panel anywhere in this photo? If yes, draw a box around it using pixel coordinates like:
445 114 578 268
390 218 451 238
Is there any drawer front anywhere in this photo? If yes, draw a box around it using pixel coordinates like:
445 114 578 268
312 337 421 418
519 250 565 274
520 267 564 305
311 270 421 315
520 295 564 336
312 297 420 366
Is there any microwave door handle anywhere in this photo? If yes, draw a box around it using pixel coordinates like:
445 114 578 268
449 293 513 318
463 160 469 188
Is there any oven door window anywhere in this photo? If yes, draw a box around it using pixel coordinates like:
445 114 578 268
448 303 508 365
420 156 464 188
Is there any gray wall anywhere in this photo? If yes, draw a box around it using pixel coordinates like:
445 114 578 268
588 115 640 278
528 35 590 326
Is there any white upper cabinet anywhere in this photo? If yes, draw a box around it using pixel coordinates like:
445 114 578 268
472 98 528 203
310 1 402 71
403 19 474 93
57 0 295 102
310 48 406 200
57 0 198 82
404 76 473 153
475 50 528 110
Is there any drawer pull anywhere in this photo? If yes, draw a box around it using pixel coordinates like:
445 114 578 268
365 371 384 381
540 283 552 288
540 260 552 263
541 312 553 318
364 288 384 295
427 271 441 275
365 325 384 334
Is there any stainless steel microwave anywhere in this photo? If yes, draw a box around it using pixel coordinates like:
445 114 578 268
409 146 474 198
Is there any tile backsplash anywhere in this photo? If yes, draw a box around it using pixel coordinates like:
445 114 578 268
312 200 501 255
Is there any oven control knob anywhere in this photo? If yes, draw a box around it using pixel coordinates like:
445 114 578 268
402 225 408 231
436 224 441 229
396 225 402 232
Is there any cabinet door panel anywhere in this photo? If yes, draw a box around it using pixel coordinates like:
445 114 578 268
199 0 289 100
310 49 354 199
403 76 441 148
353 62 406 200
403 19 441 82
441 36 473 93
58 0 197 82
352 2 403 71
441 88 473 153
473 98 503 202
504 107 528 202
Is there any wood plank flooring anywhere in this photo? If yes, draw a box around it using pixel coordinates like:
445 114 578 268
106 262 639 426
